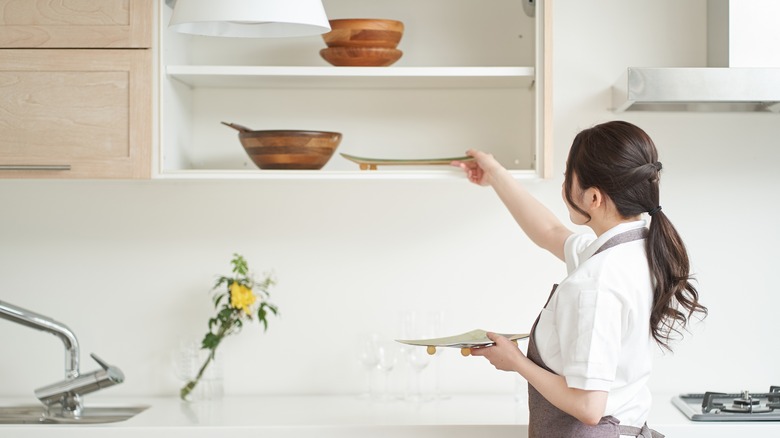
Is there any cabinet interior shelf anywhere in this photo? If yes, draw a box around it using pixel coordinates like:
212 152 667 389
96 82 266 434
156 168 539 180
166 65 535 89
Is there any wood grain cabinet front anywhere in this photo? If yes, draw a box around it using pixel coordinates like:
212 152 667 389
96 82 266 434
0 0 153 179
0 49 151 179
0 0 152 48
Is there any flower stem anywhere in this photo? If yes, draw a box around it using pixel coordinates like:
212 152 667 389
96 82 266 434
180 324 230 401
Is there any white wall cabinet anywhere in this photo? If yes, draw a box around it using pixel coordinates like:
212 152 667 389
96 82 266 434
159 0 551 179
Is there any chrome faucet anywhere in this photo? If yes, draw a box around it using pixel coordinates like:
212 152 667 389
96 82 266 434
0 300 125 417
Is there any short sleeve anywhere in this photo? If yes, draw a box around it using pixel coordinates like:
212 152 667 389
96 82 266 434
564 232 597 274
554 279 623 391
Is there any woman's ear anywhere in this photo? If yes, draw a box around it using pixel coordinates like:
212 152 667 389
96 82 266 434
582 187 605 213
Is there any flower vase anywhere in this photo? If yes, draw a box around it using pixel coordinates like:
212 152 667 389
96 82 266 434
176 340 224 402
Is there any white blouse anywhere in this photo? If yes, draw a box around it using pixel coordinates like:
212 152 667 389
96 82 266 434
534 220 655 427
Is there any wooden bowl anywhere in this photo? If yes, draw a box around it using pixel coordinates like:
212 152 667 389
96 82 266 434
320 47 402 67
322 19 404 48
226 125 342 170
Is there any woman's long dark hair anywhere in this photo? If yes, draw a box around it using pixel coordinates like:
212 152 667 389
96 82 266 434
564 121 707 350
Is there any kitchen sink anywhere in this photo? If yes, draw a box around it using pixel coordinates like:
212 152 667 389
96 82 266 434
0 404 148 424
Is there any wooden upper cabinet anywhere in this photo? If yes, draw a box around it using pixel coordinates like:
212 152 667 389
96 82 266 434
0 0 152 48
0 49 152 178
0 0 152 179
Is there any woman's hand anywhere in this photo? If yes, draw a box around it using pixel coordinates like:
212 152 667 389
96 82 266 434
470 332 527 372
451 149 505 187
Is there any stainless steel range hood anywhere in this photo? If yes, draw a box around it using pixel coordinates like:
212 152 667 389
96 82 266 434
613 67 780 112
613 0 780 113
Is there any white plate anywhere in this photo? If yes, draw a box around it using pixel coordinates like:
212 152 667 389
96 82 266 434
396 329 529 349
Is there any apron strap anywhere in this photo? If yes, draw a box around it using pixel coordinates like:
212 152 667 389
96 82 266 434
593 227 648 256
619 423 665 438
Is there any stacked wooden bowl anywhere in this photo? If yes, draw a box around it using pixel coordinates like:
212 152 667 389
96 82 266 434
320 19 404 67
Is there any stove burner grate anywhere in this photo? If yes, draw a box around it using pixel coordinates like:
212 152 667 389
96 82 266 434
673 386 780 421
702 386 780 414
720 390 773 413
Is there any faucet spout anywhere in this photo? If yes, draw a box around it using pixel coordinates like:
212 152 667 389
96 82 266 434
0 300 80 379
35 353 125 416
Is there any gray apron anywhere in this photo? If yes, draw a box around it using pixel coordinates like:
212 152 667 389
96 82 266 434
526 228 664 438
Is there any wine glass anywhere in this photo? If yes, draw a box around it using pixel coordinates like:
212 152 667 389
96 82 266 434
401 311 432 402
427 310 449 400
406 345 430 401
356 332 379 399
376 339 398 401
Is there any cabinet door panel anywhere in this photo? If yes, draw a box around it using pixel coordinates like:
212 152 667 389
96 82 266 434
0 49 151 179
0 0 152 48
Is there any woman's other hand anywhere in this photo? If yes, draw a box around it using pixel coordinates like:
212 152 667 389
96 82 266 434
451 149 504 187
470 332 526 373
475 332 608 425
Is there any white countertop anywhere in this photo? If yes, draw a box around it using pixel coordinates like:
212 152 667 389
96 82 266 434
2 394 780 438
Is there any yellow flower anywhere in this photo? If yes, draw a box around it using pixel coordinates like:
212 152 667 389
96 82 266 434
230 282 256 314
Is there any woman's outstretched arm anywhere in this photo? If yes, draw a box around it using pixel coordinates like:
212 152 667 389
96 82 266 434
453 150 572 261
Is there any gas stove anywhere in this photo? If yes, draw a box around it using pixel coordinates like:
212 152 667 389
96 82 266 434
672 386 780 421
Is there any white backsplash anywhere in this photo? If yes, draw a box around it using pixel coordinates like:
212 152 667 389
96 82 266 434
1 0 779 399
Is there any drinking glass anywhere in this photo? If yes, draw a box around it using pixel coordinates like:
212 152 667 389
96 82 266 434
171 339 224 402
356 332 379 399
406 345 431 401
401 311 432 401
376 339 398 401
427 310 448 400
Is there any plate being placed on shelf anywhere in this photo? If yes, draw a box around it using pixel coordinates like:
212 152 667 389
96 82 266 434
396 329 529 356
340 152 474 170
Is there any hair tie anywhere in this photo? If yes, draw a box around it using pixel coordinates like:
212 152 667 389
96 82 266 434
648 205 662 216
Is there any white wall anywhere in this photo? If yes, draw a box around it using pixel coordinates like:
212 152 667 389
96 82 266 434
552 0 780 395
1 0 779 402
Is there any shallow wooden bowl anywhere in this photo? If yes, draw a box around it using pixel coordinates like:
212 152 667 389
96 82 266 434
320 47 402 67
322 19 404 48
235 129 342 170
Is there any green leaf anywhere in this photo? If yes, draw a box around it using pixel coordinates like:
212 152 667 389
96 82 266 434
202 332 221 350
218 307 233 321
213 276 229 291
231 253 249 277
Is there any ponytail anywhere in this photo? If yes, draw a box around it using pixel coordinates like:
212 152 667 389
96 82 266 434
646 210 707 350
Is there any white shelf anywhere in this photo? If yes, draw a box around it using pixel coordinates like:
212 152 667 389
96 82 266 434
154 168 540 180
166 65 536 89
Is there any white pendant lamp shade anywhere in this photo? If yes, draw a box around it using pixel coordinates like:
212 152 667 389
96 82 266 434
168 0 331 38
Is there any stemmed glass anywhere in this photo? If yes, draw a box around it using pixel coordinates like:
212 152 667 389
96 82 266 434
401 311 433 402
427 310 448 400
356 332 379 400
376 339 398 401
406 344 431 401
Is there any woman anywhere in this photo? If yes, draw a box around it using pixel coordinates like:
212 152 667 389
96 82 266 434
453 121 706 438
